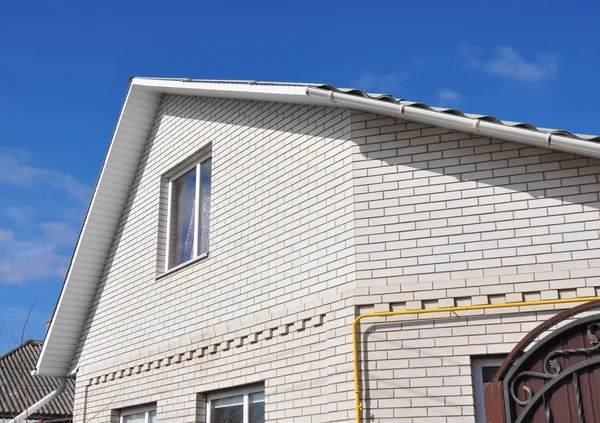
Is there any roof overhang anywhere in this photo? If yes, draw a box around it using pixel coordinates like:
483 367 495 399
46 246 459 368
36 77 600 377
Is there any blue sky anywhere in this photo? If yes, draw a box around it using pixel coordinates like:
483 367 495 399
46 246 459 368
0 0 599 352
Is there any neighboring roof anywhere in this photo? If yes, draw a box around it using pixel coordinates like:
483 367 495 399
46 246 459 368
0 340 74 419
36 77 600 378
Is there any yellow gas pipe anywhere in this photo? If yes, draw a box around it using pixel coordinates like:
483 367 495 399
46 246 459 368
352 296 600 423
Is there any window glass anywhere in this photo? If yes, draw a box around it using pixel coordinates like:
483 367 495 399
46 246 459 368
121 406 156 423
198 158 212 255
122 412 146 423
212 395 244 423
173 168 196 266
207 387 264 423
167 156 212 270
249 392 265 423
481 365 500 383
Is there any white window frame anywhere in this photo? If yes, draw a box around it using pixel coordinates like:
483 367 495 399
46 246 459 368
119 404 156 423
165 153 212 271
472 356 505 423
206 385 264 423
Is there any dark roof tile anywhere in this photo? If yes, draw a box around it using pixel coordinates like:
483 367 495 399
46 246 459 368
0 340 74 419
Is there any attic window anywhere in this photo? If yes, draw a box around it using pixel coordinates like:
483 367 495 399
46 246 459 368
166 155 212 270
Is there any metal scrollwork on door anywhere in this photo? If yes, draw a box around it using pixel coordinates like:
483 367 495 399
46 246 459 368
484 302 600 423
507 323 600 423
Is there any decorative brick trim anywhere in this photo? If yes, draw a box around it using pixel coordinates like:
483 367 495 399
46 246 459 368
356 289 587 316
86 313 326 387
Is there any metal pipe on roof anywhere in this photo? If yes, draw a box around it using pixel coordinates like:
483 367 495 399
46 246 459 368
305 87 600 160
7 377 67 423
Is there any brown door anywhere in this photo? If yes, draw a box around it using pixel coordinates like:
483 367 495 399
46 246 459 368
485 302 600 423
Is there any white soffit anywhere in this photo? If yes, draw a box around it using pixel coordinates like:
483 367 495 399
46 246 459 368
132 78 330 105
36 77 600 377
36 83 163 377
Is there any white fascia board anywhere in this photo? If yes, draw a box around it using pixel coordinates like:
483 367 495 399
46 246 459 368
36 83 162 377
131 78 333 106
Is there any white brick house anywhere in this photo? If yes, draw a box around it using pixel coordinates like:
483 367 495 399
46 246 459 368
32 78 600 423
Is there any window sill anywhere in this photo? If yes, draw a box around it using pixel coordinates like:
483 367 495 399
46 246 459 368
156 252 209 280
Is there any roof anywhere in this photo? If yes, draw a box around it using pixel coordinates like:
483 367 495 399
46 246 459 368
134 78 600 143
36 77 600 378
0 340 74 419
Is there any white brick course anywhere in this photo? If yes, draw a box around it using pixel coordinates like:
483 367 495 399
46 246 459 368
350 111 600 422
73 102 600 423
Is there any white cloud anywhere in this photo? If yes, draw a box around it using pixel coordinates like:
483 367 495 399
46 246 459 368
437 89 460 107
5 205 36 225
459 45 558 84
39 221 79 245
0 150 92 205
0 230 71 284
0 151 86 284
0 229 13 244
351 71 409 94
483 47 557 82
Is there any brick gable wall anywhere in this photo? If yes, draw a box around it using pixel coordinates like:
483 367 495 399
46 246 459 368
71 100 600 423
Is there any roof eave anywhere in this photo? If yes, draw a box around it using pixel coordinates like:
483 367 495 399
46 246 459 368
36 81 163 377
305 86 600 160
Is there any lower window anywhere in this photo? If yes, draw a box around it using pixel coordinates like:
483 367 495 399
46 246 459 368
472 356 505 423
207 385 264 423
120 405 157 423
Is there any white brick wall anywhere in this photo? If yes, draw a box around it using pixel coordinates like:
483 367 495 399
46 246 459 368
350 111 600 422
73 96 359 422
72 100 600 423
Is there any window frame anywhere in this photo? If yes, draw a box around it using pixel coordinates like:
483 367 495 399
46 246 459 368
119 404 156 423
165 153 212 271
472 356 505 423
206 385 265 423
